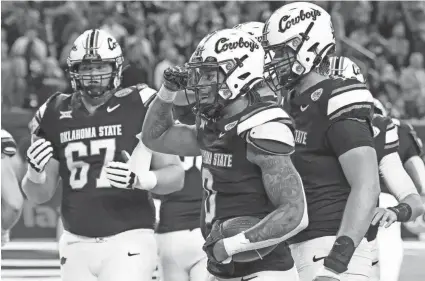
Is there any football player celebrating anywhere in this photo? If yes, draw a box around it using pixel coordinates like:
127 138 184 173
329 56 425 281
1 129 24 246
262 3 380 281
142 28 308 281
21 29 185 281
155 104 207 281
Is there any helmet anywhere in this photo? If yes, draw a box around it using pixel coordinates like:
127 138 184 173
187 28 265 120
329 56 365 83
233 22 264 44
373 98 388 117
67 29 124 99
233 22 275 80
262 2 335 91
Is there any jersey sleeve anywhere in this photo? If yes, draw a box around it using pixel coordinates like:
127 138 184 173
326 79 374 122
326 119 374 157
137 84 157 107
1 129 17 157
399 121 423 163
237 106 295 155
28 94 60 159
325 79 375 157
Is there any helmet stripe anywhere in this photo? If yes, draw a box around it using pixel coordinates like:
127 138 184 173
89 29 96 55
85 33 90 54
94 30 100 55
333 57 340 76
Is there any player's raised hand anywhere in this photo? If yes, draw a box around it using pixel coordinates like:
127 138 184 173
105 151 136 189
163 65 188 92
27 138 53 173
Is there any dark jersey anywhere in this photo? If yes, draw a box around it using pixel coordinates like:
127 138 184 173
198 102 296 277
157 108 203 233
29 85 157 237
366 115 399 241
283 78 374 243
373 115 399 163
393 118 423 164
1 129 17 157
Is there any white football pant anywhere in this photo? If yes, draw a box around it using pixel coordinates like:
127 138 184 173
59 228 157 281
207 266 300 281
290 236 372 281
156 228 208 281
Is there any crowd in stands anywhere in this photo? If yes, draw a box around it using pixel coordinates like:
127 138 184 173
2 1 425 121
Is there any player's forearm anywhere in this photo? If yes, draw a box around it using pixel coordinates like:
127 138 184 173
1 200 22 230
142 87 175 150
399 194 424 222
22 170 58 204
338 182 379 246
149 164 185 195
224 157 308 255
404 156 425 195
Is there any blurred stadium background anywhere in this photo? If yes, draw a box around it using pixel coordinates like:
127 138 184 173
2 1 425 280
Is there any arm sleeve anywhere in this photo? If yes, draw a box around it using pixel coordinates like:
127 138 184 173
327 119 374 157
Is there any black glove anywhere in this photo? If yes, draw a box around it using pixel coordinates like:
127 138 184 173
203 220 235 278
163 65 188 91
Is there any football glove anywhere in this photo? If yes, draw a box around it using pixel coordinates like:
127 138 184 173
27 138 53 173
105 161 136 189
163 65 188 91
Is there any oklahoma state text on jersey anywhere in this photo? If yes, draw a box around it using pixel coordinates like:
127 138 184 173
29 85 157 237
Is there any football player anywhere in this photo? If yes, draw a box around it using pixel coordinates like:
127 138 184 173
155 103 207 281
262 3 380 281
1 129 24 246
142 28 308 281
21 29 185 281
329 56 425 281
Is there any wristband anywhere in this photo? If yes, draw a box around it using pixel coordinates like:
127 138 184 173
157 85 177 103
388 203 412 222
222 232 250 256
134 171 158 191
324 236 355 274
26 165 47 184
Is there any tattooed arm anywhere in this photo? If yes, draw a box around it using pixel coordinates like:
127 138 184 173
142 86 201 156
222 142 308 255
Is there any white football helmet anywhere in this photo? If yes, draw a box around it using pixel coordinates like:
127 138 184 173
187 28 265 120
67 29 124 98
329 56 365 83
262 2 335 91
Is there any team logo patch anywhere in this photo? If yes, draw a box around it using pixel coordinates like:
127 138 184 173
114 88 133 98
224 120 238 131
59 110 72 119
311 88 323 101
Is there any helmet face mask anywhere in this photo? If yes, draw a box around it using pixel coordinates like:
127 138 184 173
67 29 124 103
262 2 335 91
187 29 266 121
187 57 233 121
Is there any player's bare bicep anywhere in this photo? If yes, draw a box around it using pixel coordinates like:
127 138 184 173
160 124 200 156
246 144 304 208
151 151 183 170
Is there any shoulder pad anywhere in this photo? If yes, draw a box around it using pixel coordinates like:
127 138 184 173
115 84 157 106
327 79 373 120
1 129 17 157
237 106 293 135
246 121 295 155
